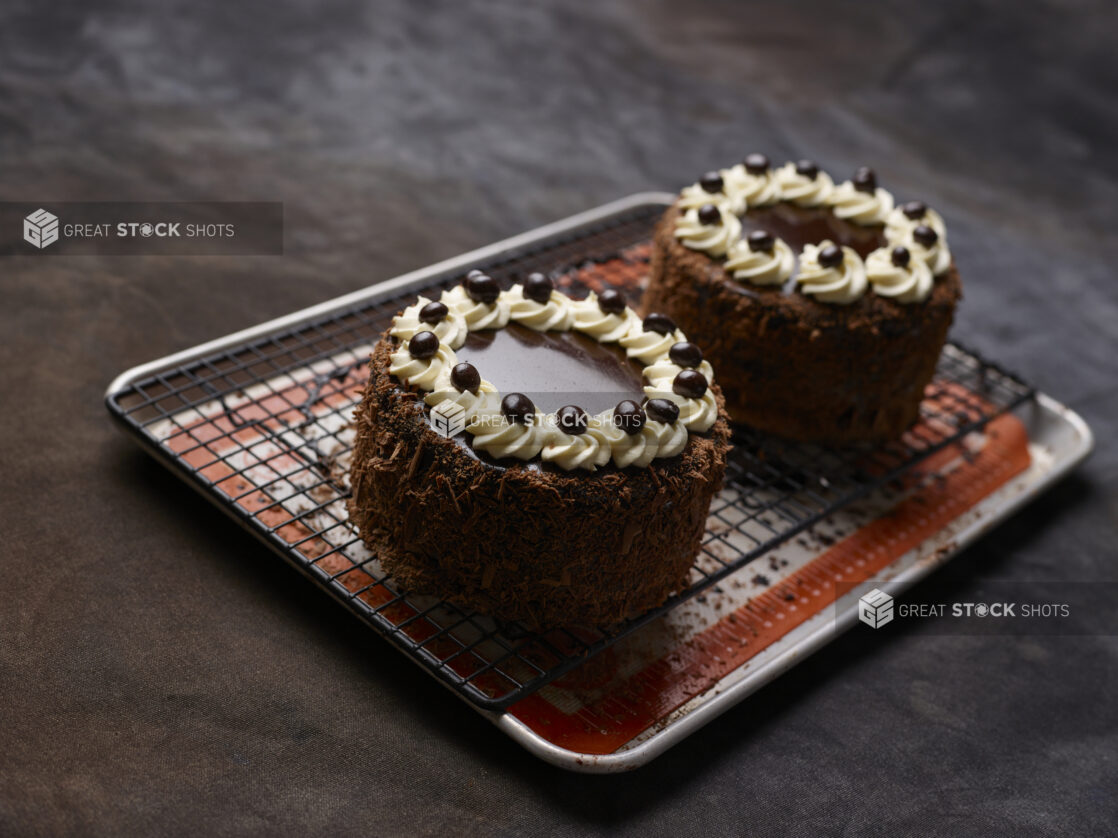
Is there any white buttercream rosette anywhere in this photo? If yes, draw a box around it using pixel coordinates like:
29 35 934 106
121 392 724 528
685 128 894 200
386 274 718 472
673 159 953 305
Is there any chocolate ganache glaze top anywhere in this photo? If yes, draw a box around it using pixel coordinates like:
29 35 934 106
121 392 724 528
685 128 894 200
455 323 645 417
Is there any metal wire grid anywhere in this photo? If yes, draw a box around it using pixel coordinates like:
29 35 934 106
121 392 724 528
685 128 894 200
106 203 1035 710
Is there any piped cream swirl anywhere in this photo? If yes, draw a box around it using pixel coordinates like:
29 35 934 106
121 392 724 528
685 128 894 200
506 284 575 331
679 182 746 215
724 237 795 286
640 385 719 433
885 205 947 243
643 358 715 388
795 241 868 304
441 284 511 330
388 340 456 390
541 415 615 472
570 294 641 343
865 247 934 304
673 204 742 258
672 159 952 305
721 163 781 207
775 163 835 207
619 324 688 365
903 232 952 276
423 367 498 422
603 415 690 468
389 295 469 349
827 182 895 226
466 396 550 462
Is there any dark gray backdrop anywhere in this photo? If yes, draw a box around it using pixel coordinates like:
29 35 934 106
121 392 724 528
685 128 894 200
2 1 1116 835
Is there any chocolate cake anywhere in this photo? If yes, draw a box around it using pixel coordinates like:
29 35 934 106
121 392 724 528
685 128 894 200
646 156 962 443
348 271 731 630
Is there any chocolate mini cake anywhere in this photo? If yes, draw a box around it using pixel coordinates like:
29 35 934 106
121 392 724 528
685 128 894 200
646 156 962 443
348 271 731 630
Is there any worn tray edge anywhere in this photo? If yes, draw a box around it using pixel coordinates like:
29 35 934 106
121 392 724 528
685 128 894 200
490 392 1094 773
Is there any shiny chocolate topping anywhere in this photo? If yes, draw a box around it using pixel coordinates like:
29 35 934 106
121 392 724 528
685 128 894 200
913 224 938 247
456 322 645 415
818 244 844 268
697 203 721 225
464 272 500 304
501 392 535 424
450 362 481 393
795 159 819 179
673 369 708 399
523 272 553 304
643 312 677 335
740 204 887 258
645 398 680 424
853 166 877 193
699 171 724 193
747 229 775 253
597 288 626 315
557 404 588 435
669 341 703 368
744 153 770 174
613 400 646 436
419 301 448 324
901 200 927 220
408 331 439 360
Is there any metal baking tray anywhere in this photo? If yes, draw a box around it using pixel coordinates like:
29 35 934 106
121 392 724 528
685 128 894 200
105 193 1092 771
489 392 1092 771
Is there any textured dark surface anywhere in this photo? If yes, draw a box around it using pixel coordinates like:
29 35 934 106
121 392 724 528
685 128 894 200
1 1 1116 835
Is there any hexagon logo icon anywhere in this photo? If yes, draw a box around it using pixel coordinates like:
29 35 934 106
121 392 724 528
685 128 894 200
24 208 59 249
858 588 894 629
430 400 467 438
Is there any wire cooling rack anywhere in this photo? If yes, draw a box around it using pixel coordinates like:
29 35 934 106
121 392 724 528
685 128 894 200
105 200 1035 710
